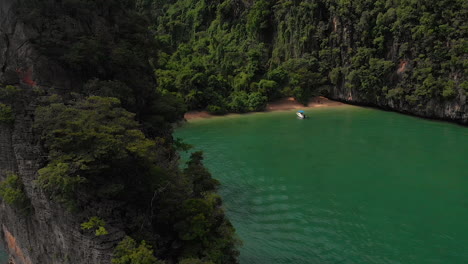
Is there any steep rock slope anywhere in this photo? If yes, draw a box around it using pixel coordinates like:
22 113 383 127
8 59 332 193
0 0 124 263
1 1 117 263
0 1 238 263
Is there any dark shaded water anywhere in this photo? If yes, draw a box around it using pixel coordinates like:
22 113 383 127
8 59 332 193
175 106 468 264
0 246 6 264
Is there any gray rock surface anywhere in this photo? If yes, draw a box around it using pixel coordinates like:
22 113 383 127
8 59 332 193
325 16 467 125
0 1 123 263
329 83 468 125
329 73 467 124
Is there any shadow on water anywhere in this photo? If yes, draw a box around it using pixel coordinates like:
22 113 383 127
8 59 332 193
0 246 7 264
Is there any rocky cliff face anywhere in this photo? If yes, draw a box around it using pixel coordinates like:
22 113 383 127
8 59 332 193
0 2 239 263
329 83 468 124
0 1 123 263
150 0 467 124
326 16 467 125
270 2 467 124
0 0 78 90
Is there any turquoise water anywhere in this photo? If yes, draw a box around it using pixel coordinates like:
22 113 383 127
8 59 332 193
175 106 468 264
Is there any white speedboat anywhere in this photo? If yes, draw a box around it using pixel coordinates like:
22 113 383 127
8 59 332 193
296 110 306 119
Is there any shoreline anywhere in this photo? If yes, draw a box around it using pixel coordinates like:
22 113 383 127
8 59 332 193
184 96 346 121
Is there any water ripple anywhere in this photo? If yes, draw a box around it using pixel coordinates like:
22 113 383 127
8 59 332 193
175 107 468 264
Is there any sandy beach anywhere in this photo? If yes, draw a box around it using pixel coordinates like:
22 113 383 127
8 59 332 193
184 96 346 120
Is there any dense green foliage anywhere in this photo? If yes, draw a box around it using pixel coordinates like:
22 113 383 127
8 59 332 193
35 96 156 207
153 152 239 263
17 0 239 263
179 259 214 264
143 0 467 113
112 237 163 264
13 0 466 262
34 94 238 262
81 216 109 236
0 85 17 126
0 85 20 100
18 0 186 135
0 173 30 212
0 104 14 125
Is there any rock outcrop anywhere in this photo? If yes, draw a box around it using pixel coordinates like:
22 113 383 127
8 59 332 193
0 1 123 263
326 15 467 124
329 83 467 124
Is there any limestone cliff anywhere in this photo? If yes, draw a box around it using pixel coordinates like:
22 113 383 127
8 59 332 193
149 0 467 124
0 1 123 263
272 1 467 125
0 2 239 263
327 15 467 124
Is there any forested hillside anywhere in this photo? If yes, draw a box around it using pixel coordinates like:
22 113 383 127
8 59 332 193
0 0 467 263
0 0 238 263
140 0 467 122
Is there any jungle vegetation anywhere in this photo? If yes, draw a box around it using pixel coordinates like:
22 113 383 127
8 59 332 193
1 0 466 263
139 0 467 113
1 0 241 263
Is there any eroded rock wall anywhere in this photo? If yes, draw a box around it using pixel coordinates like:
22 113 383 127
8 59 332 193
327 15 467 124
330 82 468 124
0 1 123 263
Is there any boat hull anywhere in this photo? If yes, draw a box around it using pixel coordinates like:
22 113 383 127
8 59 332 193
296 112 305 119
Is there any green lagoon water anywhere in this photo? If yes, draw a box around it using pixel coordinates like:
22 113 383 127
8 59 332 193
175 106 468 264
